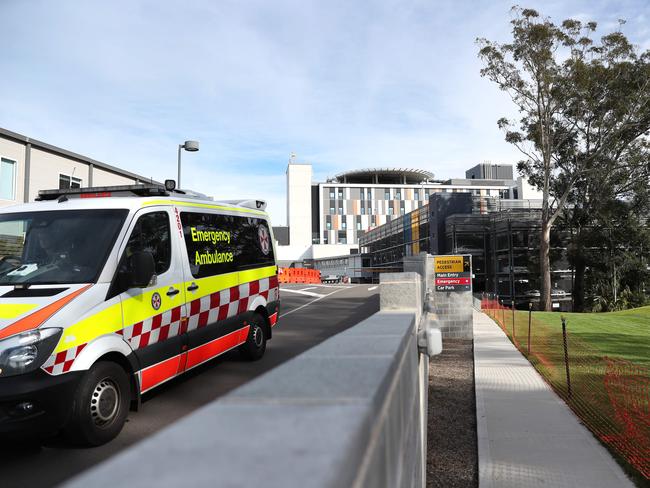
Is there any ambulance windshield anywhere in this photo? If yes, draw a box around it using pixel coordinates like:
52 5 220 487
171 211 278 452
0 209 128 285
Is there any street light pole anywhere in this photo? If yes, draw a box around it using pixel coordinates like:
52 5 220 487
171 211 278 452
177 140 199 188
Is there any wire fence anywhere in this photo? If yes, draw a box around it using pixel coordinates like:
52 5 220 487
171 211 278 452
481 297 649 480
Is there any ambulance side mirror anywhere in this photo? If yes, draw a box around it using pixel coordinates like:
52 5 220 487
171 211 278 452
129 251 156 288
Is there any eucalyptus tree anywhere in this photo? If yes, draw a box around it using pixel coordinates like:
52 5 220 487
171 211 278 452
478 7 650 310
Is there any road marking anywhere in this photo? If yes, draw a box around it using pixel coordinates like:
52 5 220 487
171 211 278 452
280 288 325 298
314 284 355 288
299 287 317 291
279 288 345 318
368 286 378 291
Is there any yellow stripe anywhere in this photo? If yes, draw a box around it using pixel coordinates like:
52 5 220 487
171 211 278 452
188 271 239 297
185 265 277 301
142 200 267 216
238 265 277 284
121 282 185 325
56 301 123 353
0 303 38 319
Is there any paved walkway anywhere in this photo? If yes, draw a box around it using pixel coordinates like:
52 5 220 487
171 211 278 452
473 310 634 488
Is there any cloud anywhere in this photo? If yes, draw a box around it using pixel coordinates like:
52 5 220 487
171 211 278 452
1 0 648 224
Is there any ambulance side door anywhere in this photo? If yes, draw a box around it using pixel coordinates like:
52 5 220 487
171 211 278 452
112 208 187 393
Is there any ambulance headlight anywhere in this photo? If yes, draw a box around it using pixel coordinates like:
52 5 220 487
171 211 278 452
0 328 62 377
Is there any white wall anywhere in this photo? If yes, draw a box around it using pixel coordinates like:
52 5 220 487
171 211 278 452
0 137 26 207
276 243 359 263
92 167 138 187
286 163 312 248
29 148 88 201
311 244 358 259
517 176 543 200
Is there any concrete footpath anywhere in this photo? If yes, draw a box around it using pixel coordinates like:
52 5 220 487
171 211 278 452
473 310 634 488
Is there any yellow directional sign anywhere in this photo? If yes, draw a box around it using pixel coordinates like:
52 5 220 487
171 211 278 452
435 256 465 273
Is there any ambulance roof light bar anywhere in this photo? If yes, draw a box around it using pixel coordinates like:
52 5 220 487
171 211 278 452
37 184 169 201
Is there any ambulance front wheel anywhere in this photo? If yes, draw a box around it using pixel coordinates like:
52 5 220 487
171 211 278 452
240 313 267 361
65 361 130 446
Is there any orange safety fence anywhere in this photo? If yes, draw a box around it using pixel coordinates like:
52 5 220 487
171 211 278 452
481 297 650 480
278 267 321 284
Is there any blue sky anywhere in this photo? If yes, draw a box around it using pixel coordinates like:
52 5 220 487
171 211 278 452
1 0 649 224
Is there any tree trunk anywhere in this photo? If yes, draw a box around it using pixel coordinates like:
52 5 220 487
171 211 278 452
540 221 552 311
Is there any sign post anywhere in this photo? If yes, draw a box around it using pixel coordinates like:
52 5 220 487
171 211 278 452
434 255 472 292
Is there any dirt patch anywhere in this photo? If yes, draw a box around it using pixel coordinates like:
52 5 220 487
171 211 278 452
427 339 478 488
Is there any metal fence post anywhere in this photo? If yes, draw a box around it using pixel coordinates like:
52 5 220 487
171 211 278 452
528 302 533 356
512 299 515 343
561 316 571 399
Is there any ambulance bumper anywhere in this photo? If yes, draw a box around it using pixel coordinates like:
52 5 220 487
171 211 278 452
0 369 83 439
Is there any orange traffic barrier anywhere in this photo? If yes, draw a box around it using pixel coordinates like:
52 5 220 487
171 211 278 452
278 267 320 284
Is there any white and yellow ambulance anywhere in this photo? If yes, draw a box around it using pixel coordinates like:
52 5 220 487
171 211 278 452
0 182 280 445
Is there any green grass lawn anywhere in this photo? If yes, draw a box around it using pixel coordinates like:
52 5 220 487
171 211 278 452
522 306 650 367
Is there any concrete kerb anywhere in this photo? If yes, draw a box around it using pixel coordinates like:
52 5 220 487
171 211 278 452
64 274 429 488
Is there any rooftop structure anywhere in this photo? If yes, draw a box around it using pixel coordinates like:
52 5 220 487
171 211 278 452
330 168 436 184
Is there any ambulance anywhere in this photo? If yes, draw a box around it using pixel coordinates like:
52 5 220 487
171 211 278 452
0 182 280 445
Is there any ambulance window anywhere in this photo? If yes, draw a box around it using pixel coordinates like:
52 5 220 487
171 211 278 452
123 212 171 275
180 212 235 278
232 217 274 270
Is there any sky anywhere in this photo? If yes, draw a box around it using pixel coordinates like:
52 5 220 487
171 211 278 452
1 0 649 224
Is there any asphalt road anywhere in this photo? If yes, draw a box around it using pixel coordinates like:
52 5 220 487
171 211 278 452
0 283 379 488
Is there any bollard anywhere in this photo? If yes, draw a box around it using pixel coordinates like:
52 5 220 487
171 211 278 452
561 316 571 399
512 300 515 343
528 302 533 356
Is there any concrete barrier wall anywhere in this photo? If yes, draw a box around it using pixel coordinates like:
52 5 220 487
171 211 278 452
65 277 428 488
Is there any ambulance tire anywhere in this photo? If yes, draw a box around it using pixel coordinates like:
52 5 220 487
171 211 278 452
239 313 267 361
65 361 130 446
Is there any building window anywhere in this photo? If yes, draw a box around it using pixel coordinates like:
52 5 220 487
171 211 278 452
360 207 365 215
59 174 82 190
339 236 347 244
425 189 430 199
329 189 335 198
326 221 331 230
400 207 405 215
388 207 394 215
395 190 401 199
338 207 343 215
384 190 390 199
371 215 376 225
338 190 343 199
330 207 335 214
342 221 346 230
357 221 362 230
414 189 419 200
0 158 16 200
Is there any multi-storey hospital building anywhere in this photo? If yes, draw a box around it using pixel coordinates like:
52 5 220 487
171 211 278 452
276 161 541 265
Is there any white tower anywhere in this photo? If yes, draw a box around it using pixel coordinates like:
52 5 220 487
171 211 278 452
286 158 313 249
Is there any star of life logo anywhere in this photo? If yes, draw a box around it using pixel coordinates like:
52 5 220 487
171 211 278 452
258 225 270 255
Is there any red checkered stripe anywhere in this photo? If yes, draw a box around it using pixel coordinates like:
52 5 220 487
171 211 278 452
120 305 184 350
40 275 279 375
187 276 279 332
42 343 87 375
